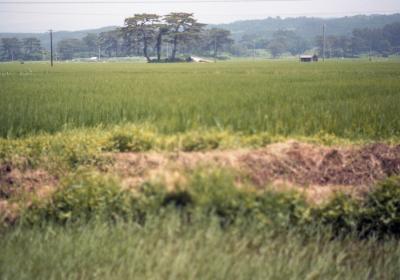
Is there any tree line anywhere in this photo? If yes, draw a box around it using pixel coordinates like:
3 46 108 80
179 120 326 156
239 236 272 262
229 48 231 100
0 37 44 61
241 21 400 58
314 22 400 58
1 14 399 61
0 13 234 62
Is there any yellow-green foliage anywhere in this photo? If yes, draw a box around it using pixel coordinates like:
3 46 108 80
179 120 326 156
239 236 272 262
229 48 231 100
0 124 369 171
24 171 134 225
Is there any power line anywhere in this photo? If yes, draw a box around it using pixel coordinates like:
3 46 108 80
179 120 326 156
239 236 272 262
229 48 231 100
0 10 124 16
0 9 398 17
0 0 306 4
322 24 325 62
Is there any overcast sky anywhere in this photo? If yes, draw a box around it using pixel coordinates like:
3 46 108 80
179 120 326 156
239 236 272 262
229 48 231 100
0 0 399 33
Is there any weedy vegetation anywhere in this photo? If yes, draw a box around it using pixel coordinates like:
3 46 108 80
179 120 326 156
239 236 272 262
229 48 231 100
1 171 400 279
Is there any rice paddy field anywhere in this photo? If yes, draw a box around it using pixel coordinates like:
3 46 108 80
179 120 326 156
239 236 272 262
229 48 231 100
0 60 399 139
1 60 400 279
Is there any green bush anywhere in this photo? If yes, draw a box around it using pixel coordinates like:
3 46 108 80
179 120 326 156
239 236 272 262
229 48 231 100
23 172 134 225
181 133 221 151
255 190 309 228
107 132 153 152
313 193 360 235
188 170 251 224
130 182 168 224
18 170 400 238
359 177 400 236
314 176 400 237
186 169 309 228
242 132 273 147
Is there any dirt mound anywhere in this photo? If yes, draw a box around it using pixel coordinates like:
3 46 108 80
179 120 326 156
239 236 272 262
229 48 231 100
112 150 245 189
112 142 400 190
1 141 399 206
0 163 56 200
241 142 400 187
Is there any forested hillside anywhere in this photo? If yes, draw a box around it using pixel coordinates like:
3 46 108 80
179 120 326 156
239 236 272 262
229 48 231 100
214 13 400 40
1 13 400 60
0 26 117 51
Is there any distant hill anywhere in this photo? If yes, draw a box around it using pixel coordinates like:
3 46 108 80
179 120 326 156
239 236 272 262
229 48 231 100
213 13 400 40
1 14 400 49
0 26 117 50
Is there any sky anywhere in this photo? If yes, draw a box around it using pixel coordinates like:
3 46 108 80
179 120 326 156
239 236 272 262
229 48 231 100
0 0 399 33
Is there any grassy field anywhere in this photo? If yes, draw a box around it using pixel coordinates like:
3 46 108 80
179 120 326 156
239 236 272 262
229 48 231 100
2 217 400 280
1 60 399 140
1 60 400 279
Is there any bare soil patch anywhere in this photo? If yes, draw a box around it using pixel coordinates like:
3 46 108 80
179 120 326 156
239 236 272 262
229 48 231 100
241 142 400 187
0 163 56 200
112 141 400 203
1 141 399 206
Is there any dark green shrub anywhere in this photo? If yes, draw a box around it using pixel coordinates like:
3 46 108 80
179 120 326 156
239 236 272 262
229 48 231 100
108 132 153 152
243 132 272 148
359 177 400 236
162 190 193 208
313 193 360 235
130 182 167 224
188 170 252 224
110 133 133 152
18 164 400 239
255 190 309 228
23 172 134 225
181 134 220 151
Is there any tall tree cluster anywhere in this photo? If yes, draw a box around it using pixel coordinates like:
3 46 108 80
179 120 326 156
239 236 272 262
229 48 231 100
1 15 399 61
266 30 309 58
48 13 234 61
0 37 43 61
56 13 233 62
268 22 400 58
314 22 400 58
119 12 210 62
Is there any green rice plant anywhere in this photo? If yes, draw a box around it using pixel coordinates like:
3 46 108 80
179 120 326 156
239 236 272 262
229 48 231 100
1 61 399 141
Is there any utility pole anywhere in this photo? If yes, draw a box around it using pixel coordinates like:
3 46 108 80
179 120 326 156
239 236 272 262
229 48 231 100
322 24 326 62
369 46 372 62
253 41 256 60
49 29 53 67
214 36 217 63
98 46 101 61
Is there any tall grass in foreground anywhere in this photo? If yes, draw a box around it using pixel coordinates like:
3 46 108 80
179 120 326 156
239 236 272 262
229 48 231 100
1 61 399 139
1 217 400 280
1 172 400 279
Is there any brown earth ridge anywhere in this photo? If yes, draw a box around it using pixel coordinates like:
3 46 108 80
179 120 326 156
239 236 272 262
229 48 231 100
1 141 400 206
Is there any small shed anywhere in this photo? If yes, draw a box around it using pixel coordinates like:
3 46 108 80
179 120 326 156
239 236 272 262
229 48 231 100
300 55 318 62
